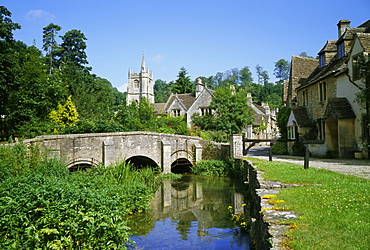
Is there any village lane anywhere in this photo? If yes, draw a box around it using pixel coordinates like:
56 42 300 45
247 146 370 179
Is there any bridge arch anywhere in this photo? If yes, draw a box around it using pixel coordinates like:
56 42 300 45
66 158 101 172
126 155 159 170
171 158 193 173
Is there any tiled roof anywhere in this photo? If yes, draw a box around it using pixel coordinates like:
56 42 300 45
291 106 312 127
175 93 196 110
325 97 356 119
163 93 196 112
357 33 370 53
319 40 337 54
290 56 319 81
154 103 166 114
298 55 347 88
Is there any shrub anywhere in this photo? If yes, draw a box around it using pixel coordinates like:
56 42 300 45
271 142 288 155
292 141 306 156
192 159 233 177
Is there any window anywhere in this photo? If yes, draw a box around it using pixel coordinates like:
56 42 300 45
134 79 139 89
288 122 297 140
200 108 212 116
319 82 327 102
318 120 325 140
173 109 180 117
302 90 308 106
319 54 326 67
337 42 345 58
353 54 365 81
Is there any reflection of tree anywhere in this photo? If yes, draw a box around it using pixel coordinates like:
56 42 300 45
176 219 192 240
126 212 155 236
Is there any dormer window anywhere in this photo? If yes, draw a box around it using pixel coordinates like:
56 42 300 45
319 54 326 67
337 42 345 58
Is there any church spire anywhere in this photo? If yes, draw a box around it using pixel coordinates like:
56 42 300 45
141 53 146 72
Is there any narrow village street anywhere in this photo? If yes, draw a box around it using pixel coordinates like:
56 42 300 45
247 146 370 179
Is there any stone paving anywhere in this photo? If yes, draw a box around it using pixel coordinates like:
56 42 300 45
247 146 370 179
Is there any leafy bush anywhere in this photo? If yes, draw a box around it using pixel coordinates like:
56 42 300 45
271 142 288 155
192 159 230 177
0 144 161 248
292 141 306 156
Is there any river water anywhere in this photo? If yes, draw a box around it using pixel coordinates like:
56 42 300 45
126 174 250 249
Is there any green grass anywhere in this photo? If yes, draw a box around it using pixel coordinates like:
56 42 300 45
247 158 370 250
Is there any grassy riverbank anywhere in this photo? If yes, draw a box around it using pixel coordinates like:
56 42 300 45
247 158 370 250
0 143 171 249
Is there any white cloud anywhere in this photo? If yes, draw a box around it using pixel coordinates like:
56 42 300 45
117 83 128 93
26 10 56 22
152 54 164 63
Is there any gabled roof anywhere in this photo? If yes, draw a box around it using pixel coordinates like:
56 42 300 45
290 56 319 81
324 97 356 119
356 33 370 53
289 106 312 127
163 93 196 112
319 40 337 54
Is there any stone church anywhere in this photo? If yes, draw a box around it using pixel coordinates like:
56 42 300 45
126 55 154 105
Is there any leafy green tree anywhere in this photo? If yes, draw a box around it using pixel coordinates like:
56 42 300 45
138 98 156 130
0 6 21 41
274 59 289 84
115 102 140 131
255 64 269 85
172 67 193 94
239 66 254 89
42 23 62 73
193 87 254 134
154 79 171 103
0 6 21 127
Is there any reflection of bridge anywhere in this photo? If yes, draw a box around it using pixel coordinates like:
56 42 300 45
149 176 244 230
25 132 231 173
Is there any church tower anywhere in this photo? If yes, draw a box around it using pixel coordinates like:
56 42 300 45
126 55 154 105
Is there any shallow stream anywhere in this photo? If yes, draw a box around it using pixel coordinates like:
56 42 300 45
126 174 250 249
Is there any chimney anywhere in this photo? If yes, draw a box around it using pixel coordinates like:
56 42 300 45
195 78 204 98
337 20 351 38
247 93 252 105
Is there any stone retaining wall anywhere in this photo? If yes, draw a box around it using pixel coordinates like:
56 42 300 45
243 159 298 250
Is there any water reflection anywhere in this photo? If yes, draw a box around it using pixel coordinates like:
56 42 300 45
127 175 250 249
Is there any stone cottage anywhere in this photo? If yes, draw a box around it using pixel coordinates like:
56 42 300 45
285 19 370 158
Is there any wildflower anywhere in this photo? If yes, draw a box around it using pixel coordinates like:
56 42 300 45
228 206 232 209
242 203 246 206
262 195 276 199
240 222 247 226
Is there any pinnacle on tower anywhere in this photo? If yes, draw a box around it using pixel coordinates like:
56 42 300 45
141 54 146 72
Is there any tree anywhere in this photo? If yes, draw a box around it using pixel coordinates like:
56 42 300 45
0 6 21 119
193 87 254 134
274 59 289 84
255 65 269 86
239 66 254 89
0 6 21 41
42 23 62 73
154 79 171 103
58 29 90 71
49 95 79 132
172 67 193 94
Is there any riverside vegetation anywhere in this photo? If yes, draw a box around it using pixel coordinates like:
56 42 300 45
0 143 179 249
248 158 370 250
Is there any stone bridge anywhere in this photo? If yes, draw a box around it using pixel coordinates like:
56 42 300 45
25 132 241 173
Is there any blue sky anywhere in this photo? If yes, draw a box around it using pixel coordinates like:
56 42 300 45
3 0 370 92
